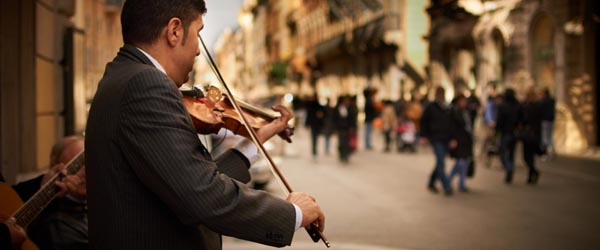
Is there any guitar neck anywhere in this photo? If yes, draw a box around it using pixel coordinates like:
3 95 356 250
12 151 85 228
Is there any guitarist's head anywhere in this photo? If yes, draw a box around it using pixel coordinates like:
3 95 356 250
49 136 86 199
50 136 84 166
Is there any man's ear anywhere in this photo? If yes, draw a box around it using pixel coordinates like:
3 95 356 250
166 17 183 47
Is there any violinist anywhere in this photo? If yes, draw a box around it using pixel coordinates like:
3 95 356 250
84 1 325 250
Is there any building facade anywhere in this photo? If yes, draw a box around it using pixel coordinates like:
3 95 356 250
0 0 123 182
210 0 430 107
426 0 599 152
289 0 407 104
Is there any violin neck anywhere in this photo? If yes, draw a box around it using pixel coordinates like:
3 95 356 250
233 97 277 120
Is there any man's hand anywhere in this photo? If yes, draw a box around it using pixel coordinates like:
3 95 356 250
4 218 26 250
287 192 325 232
419 137 428 145
41 164 86 199
56 171 86 200
41 163 66 187
256 105 294 143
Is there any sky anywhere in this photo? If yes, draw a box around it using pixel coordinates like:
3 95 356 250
202 1 244 49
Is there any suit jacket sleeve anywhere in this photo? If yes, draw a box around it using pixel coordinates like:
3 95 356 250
117 69 295 247
214 149 251 183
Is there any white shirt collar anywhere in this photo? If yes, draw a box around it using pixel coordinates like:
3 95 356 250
136 47 167 75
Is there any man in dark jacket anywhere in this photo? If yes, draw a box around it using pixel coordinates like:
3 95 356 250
85 1 324 249
420 87 452 195
363 87 379 150
496 88 521 183
539 88 556 158
520 89 542 184
305 94 325 158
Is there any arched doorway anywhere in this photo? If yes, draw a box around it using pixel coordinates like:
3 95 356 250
530 14 556 92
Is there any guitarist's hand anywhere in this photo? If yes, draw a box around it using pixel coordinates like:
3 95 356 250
57 172 86 200
3 218 26 250
41 163 66 188
41 164 87 199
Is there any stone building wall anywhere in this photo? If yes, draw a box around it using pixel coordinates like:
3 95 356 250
0 0 123 182
427 0 598 152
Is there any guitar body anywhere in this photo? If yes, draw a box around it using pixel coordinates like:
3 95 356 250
0 183 37 250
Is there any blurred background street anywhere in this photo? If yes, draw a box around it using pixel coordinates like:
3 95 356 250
225 127 600 250
1 0 600 249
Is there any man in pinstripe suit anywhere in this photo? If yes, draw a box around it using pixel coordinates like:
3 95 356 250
85 0 325 249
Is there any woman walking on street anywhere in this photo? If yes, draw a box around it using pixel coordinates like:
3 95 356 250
448 94 474 192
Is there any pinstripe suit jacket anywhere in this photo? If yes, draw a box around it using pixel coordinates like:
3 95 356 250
85 45 295 250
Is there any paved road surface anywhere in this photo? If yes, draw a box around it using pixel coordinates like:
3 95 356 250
224 128 600 250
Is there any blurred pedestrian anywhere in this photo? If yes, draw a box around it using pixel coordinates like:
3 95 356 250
496 88 520 183
350 95 359 153
380 100 397 152
421 87 452 195
305 93 325 159
402 96 423 152
483 84 499 127
467 89 481 129
334 96 356 163
322 98 335 155
448 95 473 192
520 88 542 184
481 86 502 165
363 87 379 150
539 88 556 159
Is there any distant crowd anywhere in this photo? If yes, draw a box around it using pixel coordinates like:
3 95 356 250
298 85 556 195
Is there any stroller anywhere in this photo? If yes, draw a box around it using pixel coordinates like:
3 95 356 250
396 117 417 153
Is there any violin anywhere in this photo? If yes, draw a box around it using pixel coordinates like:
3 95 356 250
181 86 294 143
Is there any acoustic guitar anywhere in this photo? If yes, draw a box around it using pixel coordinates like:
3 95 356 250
0 150 85 250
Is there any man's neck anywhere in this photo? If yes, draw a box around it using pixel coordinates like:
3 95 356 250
136 46 167 74
135 43 178 84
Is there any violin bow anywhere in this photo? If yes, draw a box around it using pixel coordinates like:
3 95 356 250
198 35 330 248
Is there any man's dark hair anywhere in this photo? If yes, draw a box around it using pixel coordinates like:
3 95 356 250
542 87 551 98
121 0 207 45
504 88 517 103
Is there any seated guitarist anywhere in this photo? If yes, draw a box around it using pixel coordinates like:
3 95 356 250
1 136 85 250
